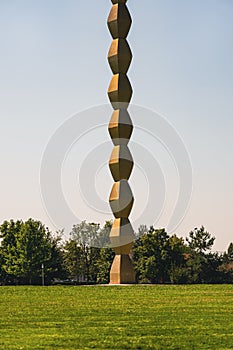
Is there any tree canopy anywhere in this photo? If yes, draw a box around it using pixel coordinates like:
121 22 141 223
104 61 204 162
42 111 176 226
0 219 232 285
0 219 63 285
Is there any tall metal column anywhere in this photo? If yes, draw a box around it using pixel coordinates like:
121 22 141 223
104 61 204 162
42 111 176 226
107 0 135 284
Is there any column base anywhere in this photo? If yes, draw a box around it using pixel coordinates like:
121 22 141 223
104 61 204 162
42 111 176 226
109 254 136 284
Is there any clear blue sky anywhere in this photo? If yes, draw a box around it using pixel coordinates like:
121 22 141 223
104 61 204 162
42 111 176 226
0 0 233 251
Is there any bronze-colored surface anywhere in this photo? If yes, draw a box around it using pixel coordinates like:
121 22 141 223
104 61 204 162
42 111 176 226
108 109 133 145
109 180 134 218
108 0 135 284
108 4 132 39
109 145 133 181
111 0 128 4
110 255 136 284
108 73 132 109
108 38 132 74
110 218 135 253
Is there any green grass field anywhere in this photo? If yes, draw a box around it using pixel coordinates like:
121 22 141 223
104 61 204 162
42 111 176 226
0 285 232 349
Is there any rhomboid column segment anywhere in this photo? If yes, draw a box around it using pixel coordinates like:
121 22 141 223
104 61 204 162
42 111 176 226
107 0 136 284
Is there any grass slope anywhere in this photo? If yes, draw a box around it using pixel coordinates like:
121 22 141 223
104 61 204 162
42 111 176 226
0 285 232 349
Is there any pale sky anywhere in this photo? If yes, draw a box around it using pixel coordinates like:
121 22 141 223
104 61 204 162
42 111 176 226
0 0 233 251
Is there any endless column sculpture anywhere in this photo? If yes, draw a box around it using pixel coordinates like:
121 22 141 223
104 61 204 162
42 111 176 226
107 0 136 284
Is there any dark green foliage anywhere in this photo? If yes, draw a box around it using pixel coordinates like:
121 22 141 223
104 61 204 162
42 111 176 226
95 248 115 284
133 228 169 283
62 221 114 284
0 219 64 285
133 228 187 284
186 226 215 254
185 252 222 284
227 242 233 260
168 235 188 283
217 242 233 283
1 218 232 285
0 253 7 285
184 227 219 284
62 240 86 282
133 225 232 284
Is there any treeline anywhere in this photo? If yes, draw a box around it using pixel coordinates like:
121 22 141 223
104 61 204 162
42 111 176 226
0 219 232 285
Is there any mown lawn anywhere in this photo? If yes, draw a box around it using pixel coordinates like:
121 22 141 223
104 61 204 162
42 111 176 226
0 285 232 349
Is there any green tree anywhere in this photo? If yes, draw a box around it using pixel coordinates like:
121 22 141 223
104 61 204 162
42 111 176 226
65 221 113 283
185 226 216 283
186 226 215 254
93 221 114 283
0 251 7 285
227 243 233 261
94 221 112 248
69 221 100 282
218 243 233 283
96 248 114 284
0 219 63 285
62 240 84 282
168 235 188 284
200 252 223 283
133 228 171 283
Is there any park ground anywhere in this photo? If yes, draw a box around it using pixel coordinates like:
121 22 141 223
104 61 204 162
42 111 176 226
0 285 232 349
